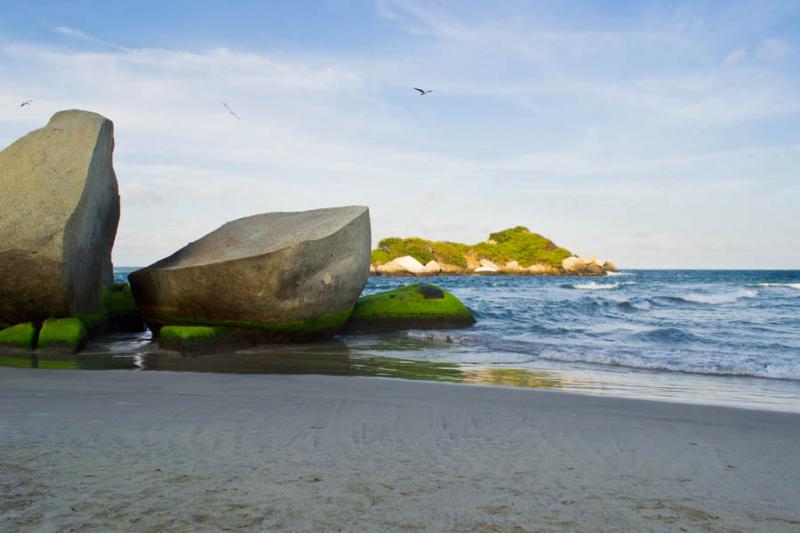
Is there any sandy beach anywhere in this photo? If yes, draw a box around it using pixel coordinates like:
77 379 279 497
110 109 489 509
1 367 799 532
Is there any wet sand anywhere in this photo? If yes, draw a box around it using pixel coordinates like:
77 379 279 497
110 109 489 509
1 367 799 532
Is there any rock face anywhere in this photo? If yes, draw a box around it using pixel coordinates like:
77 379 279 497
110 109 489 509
0 110 120 324
129 206 371 340
423 260 442 274
375 256 441 276
474 259 499 273
377 255 426 275
562 256 607 276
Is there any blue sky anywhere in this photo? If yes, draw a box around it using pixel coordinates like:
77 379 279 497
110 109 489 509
1 1 798 268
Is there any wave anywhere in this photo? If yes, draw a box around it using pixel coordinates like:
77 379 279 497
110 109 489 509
606 271 634 277
536 351 800 381
632 327 702 343
652 289 758 305
566 282 620 290
615 300 651 312
757 283 798 288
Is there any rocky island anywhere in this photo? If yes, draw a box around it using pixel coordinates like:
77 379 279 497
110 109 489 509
370 226 617 276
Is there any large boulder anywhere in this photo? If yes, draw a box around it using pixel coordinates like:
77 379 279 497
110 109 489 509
422 260 442 274
474 258 499 274
376 255 426 275
343 283 475 334
129 206 371 341
0 110 120 324
562 255 606 276
374 255 441 276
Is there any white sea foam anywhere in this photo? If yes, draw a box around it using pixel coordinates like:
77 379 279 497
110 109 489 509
537 351 800 381
572 282 620 290
757 283 800 290
680 289 758 304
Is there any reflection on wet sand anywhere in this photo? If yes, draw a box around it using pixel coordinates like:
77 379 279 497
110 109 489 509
461 367 564 389
150 342 356 375
0 330 565 390
0 355 35 368
0 353 137 370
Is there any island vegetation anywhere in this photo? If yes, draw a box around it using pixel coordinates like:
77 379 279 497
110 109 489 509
370 226 613 275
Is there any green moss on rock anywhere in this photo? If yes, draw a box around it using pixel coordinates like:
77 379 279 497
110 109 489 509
159 325 234 352
0 322 38 351
38 318 88 353
109 282 145 331
344 283 475 333
76 286 112 333
154 308 352 342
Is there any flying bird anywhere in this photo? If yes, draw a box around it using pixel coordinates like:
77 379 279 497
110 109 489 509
221 101 241 120
414 88 433 96
20 100 32 107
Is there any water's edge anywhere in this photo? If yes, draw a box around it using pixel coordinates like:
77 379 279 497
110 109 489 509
2 269 798 412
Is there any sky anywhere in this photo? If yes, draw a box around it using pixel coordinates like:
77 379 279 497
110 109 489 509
0 0 798 268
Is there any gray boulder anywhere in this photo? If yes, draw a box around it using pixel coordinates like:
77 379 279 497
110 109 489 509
129 206 371 341
0 110 120 324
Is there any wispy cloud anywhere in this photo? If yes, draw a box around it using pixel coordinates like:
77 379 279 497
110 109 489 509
724 47 747 65
51 25 127 51
53 26 92 40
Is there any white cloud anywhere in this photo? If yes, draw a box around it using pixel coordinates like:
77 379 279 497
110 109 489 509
53 26 92 40
724 47 747 65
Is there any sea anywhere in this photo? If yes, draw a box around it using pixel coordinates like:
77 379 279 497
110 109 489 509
9 269 800 412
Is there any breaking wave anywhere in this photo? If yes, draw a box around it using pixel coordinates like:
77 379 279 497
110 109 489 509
658 289 759 305
566 281 620 290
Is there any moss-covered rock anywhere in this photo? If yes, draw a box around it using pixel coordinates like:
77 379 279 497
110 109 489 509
76 289 110 333
109 282 145 331
157 308 354 352
0 322 38 352
151 307 352 341
38 318 88 354
158 325 237 353
343 283 475 333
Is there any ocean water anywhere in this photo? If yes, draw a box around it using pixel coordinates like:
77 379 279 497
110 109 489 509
8 269 800 412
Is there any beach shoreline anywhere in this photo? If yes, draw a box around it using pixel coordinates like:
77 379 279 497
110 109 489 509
2 367 799 531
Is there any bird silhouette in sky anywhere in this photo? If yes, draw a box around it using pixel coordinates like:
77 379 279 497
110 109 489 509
414 88 433 95
221 101 241 120
20 100 32 107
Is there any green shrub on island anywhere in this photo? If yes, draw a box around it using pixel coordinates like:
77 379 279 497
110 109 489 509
37 318 88 353
344 283 475 333
371 226 571 270
0 322 38 351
